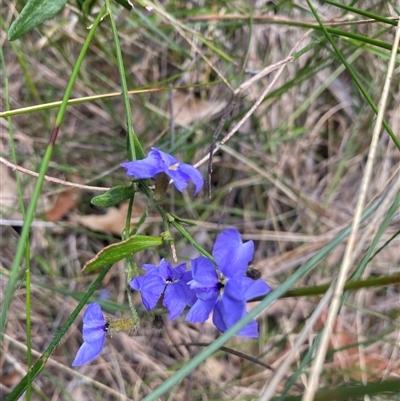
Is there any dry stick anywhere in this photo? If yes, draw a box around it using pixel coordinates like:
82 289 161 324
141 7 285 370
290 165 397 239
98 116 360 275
205 55 293 197
197 56 293 174
206 98 236 198
0 156 110 192
302 17 400 401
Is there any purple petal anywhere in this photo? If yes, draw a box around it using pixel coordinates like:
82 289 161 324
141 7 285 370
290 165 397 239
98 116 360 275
242 277 271 301
142 263 159 272
82 303 105 330
72 333 106 366
151 148 179 169
213 229 254 278
167 163 203 195
136 275 166 311
212 301 228 333
82 325 107 343
166 168 192 192
214 294 259 338
158 259 174 281
236 319 259 338
157 259 186 281
163 283 189 320
171 263 187 280
83 302 104 327
186 297 217 323
81 304 106 343
190 257 218 287
180 271 197 306
120 150 163 178
129 276 145 291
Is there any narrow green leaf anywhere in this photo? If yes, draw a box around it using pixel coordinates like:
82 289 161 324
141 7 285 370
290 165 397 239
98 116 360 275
82 235 162 272
8 0 68 41
91 185 136 207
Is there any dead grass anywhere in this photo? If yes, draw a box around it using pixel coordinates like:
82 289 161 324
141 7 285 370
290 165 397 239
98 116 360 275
1 0 399 400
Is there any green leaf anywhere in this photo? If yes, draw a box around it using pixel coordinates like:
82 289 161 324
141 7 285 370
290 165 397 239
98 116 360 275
82 235 162 272
91 185 136 207
8 0 68 41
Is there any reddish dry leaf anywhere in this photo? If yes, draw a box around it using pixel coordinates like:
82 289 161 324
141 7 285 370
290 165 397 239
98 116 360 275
45 189 78 221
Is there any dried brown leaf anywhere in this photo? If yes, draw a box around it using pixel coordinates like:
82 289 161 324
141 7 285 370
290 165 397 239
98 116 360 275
45 188 78 221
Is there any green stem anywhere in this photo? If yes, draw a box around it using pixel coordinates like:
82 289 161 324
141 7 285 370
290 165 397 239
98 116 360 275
0 5 108 340
105 0 145 161
5 265 113 401
129 208 149 236
279 275 400 299
320 0 399 26
168 217 215 262
25 251 32 400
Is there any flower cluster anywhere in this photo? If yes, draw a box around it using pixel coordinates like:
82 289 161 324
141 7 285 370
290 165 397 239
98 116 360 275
73 149 271 366
132 228 271 338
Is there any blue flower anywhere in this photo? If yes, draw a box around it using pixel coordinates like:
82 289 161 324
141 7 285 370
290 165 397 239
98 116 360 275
72 303 107 366
130 259 197 320
186 228 271 338
121 147 203 195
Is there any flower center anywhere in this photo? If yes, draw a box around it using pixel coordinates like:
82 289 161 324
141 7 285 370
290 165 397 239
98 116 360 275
168 162 180 171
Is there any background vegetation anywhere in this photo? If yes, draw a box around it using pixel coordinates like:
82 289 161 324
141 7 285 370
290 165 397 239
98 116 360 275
1 0 399 400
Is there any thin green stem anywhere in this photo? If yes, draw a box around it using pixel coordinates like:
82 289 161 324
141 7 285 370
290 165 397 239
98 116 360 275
279 275 400 298
0 5 107 340
123 196 135 240
129 208 149 236
320 0 399 26
105 0 145 161
25 253 32 400
168 217 215 262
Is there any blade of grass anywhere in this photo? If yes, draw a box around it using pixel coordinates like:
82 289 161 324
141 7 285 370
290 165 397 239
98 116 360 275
321 0 400 26
106 0 145 161
0 4 107 341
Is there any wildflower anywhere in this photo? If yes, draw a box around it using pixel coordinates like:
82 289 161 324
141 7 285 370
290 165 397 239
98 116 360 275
130 259 197 320
72 303 107 366
121 147 203 195
186 228 271 337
